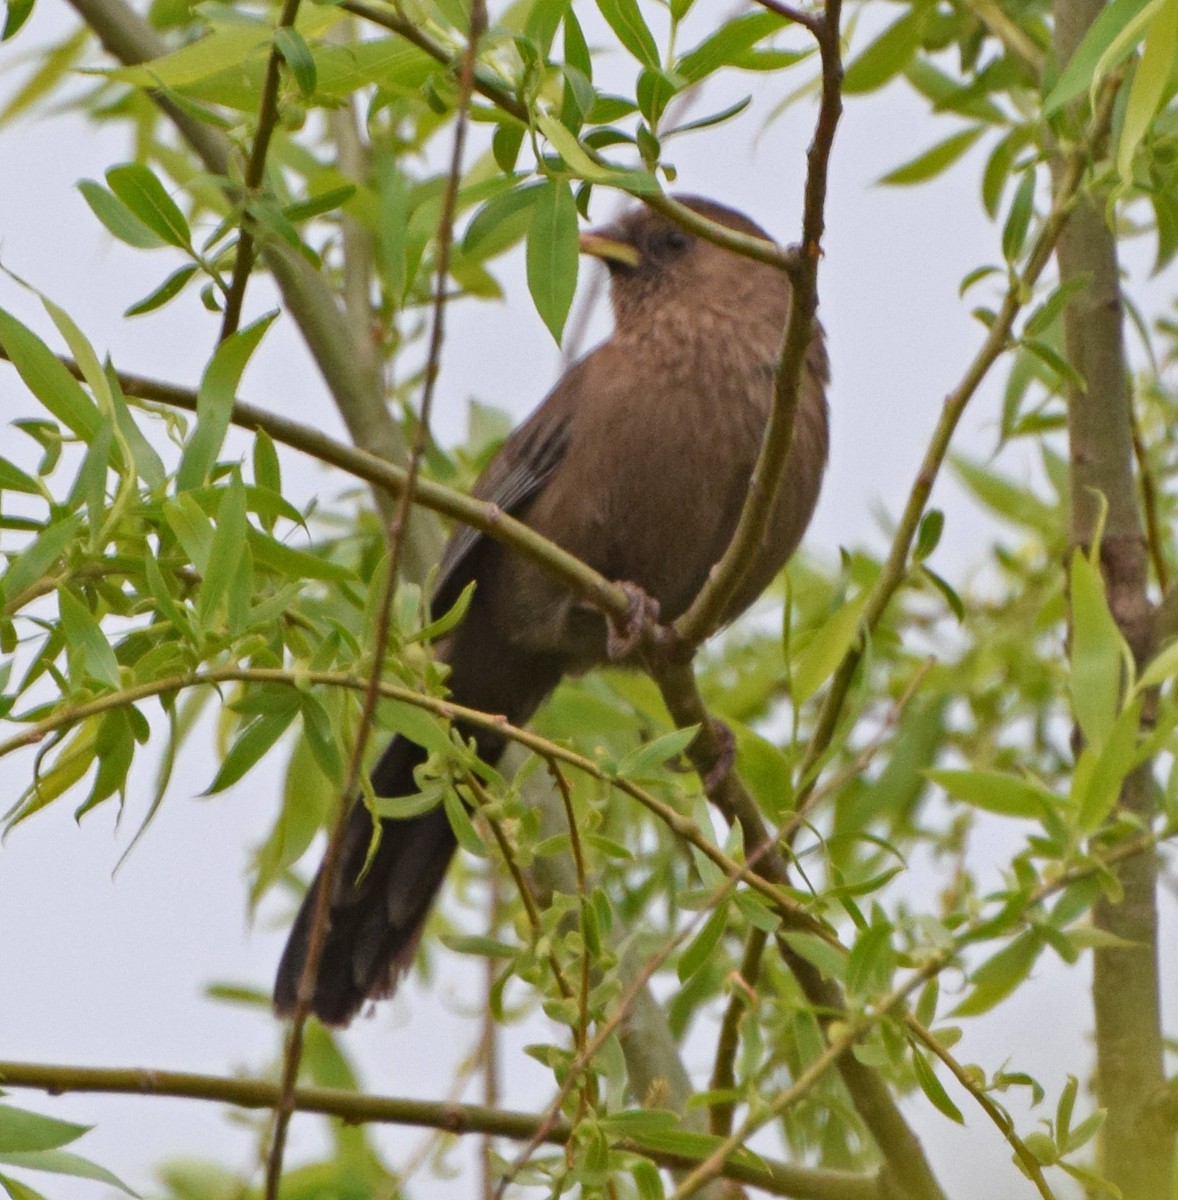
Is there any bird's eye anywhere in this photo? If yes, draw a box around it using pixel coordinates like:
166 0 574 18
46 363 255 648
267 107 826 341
663 228 691 252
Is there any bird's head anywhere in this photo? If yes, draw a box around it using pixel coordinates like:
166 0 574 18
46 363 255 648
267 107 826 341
579 196 783 331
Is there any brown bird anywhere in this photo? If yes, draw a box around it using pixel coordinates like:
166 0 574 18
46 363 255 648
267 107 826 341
274 196 830 1025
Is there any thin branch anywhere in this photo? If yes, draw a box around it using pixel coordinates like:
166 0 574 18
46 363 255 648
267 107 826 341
752 0 824 39
264 10 485 1192
219 0 304 341
0 666 824 934
674 0 841 648
794 78 1122 807
65 0 435 552
903 1017 1058 1200
0 1061 881 1200
709 927 767 1137
338 0 798 273
0 350 633 625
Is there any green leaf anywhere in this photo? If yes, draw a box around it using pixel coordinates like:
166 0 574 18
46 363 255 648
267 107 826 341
952 932 1042 1016
677 904 728 981
616 725 698 780
198 475 248 627
927 768 1055 820
124 264 198 317
791 595 866 704
58 589 120 689
1136 636 1178 690
1002 167 1036 263
77 180 167 250
0 1173 47 1200
676 11 786 83
595 0 659 66
878 126 984 185
106 163 191 251
911 1047 965 1123
0 1106 89 1155
1022 275 1093 338
1069 550 1125 748
1044 0 1156 113
1 514 80 605
526 178 579 344
177 312 275 490
843 7 929 94
163 492 214 574
1075 699 1142 831
913 509 943 561
284 184 356 223
274 25 317 95
463 181 542 259
205 696 300 794
247 528 354 581
0 1150 137 1197
0 457 42 495
0 308 100 439
2 0 34 40
1116 0 1178 180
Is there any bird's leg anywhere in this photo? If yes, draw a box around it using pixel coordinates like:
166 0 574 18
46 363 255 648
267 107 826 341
605 581 661 661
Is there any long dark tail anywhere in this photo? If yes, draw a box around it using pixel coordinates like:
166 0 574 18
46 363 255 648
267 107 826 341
273 609 566 1025
272 734 459 1025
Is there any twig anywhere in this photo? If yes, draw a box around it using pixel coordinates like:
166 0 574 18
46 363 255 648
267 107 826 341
0 351 633 625
795 78 1122 811
675 0 842 648
903 1016 1058 1200
0 665 825 933
0 1060 881 1200
708 927 767 1137
219 0 304 341
262 6 486 1192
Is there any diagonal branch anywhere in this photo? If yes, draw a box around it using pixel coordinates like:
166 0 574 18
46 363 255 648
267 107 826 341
219 0 305 341
65 0 440 568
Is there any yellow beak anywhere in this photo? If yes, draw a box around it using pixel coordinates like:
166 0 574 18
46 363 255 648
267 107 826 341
578 232 641 268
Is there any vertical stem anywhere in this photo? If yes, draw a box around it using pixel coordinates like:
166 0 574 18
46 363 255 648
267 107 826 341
1053 4 1170 1194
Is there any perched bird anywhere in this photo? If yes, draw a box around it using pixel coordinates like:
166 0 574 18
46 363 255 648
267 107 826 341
274 196 830 1025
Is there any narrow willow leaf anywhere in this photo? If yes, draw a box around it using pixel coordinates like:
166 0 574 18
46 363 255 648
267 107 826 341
1075 699 1142 831
1069 550 1125 748
1 514 80 604
677 905 728 982
205 699 299 794
0 1105 90 1155
927 768 1053 819
58 589 120 689
77 180 166 250
1044 0 1155 113
526 177 578 344
1001 167 1036 263
1116 0 1178 181
791 595 866 704
676 11 785 83
616 725 698 780
843 6 928 94
106 163 191 251
0 457 41 495
2 0 34 40
952 932 1042 1016
124 264 198 317
1022 275 1093 338
0 1149 135 1196
595 0 659 66
177 312 275 490
274 26 317 95
0 308 100 439
878 126 984 186
198 475 248 627
911 1047 965 1123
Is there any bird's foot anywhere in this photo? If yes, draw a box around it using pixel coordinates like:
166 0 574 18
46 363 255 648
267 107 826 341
702 719 736 794
607 582 660 661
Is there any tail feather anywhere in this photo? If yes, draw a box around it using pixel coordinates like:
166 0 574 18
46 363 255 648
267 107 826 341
273 736 456 1026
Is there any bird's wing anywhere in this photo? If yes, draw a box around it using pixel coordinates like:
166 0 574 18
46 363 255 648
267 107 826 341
431 364 582 615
